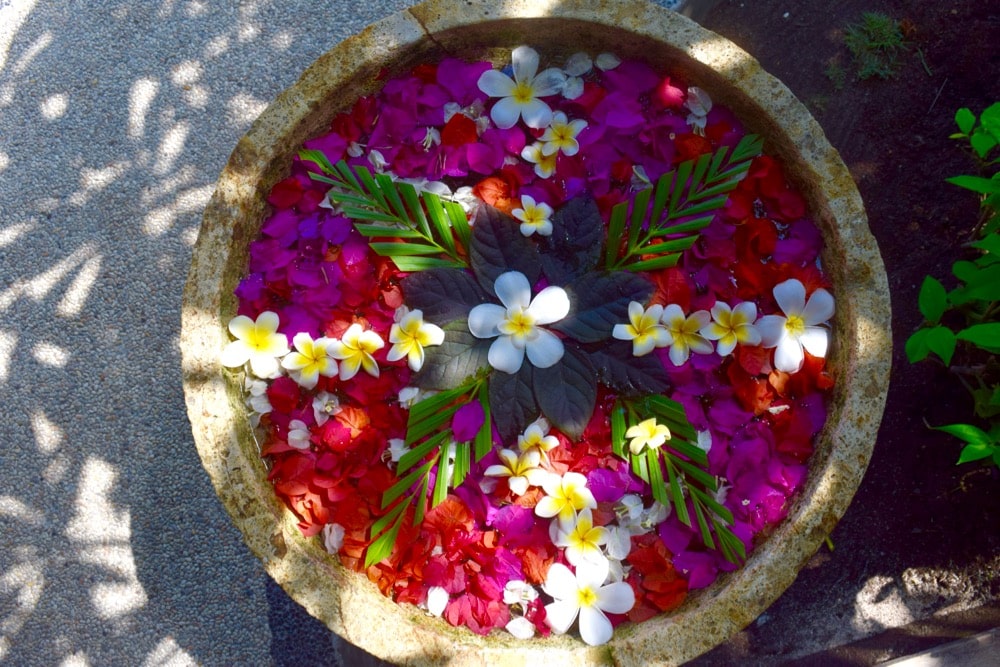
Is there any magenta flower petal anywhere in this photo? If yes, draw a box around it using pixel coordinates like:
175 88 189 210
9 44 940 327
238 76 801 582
452 402 486 442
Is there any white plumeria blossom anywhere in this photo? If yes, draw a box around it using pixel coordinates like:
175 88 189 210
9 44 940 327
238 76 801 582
312 391 342 426
425 586 449 617
684 86 713 134
483 448 546 496
552 508 610 567
612 301 671 357
543 559 635 646
561 52 593 100
660 304 714 366
535 471 597 524
757 278 835 373
468 271 571 374
540 111 588 157
387 306 445 372
287 419 311 450
329 323 384 380
477 45 567 129
511 194 555 237
615 495 669 535
281 332 339 389
520 141 557 179
221 311 290 379
604 524 634 561
624 417 671 455
245 378 272 426
517 417 560 462
321 523 345 554
701 301 761 357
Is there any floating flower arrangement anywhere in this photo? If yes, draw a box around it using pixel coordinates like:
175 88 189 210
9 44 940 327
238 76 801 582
222 45 835 646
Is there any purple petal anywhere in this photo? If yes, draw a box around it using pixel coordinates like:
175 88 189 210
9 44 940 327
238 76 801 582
452 402 486 442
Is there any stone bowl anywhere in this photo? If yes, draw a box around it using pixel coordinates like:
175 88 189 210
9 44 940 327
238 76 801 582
181 1 891 664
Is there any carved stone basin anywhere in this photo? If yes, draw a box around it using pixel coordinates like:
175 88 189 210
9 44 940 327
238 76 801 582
181 1 891 664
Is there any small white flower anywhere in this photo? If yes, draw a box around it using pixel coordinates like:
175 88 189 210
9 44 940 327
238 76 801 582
281 332 339 389
511 195 554 237
552 508 610 567
384 438 409 464
329 323 384 380
483 448 546 496
477 45 567 129
543 559 635 646
756 278 835 373
534 471 596 524
701 301 761 357
539 112 588 157
287 419 311 450
312 391 341 426
468 271 570 374
604 524 633 561
612 301 671 357
422 127 441 151
220 311 290 379
321 523 345 554
245 378 272 421
503 580 540 606
398 386 425 409
660 304 714 366
520 141 558 179
387 307 445 372
517 417 560 462
624 417 671 455
696 429 713 453
425 586 449 617
368 149 388 172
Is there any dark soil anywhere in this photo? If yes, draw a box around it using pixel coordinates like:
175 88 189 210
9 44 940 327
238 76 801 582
269 3 1000 665
690 1 1000 664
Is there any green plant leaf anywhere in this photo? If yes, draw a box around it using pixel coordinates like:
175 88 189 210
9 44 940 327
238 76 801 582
956 323 1000 353
957 442 996 464
970 233 1000 258
364 504 407 567
533 345 597 440
931 422 992 445
918 276 948 324
537 195 605 284
401 268 488 324
412 320 491 390
488 363 537 443
925 325 956 365
589 341 670 396
469 205 541 294
955 108 976 135
971 386 1000 419
971 130 999 160
905 328 931 363
946 175 1000 195
551 271 654 343
950 263 1000 305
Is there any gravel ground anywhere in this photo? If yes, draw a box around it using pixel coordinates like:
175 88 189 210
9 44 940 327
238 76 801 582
0 1 990 666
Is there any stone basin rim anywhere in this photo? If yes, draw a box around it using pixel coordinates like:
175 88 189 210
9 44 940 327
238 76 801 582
181 1 891 665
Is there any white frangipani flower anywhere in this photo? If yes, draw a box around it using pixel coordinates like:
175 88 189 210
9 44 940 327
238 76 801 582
483 448 546 496
612 301 671 357
287 419 311 450
221 311 290 379
540 112 588 157
701 301 761 357
561 52 592 99
543 559 635 646
503 580 540 606
245 377 272 426
552 508 610 567
468 271 570 374
534 471 596 524
281 332 339 389
684 86 713 134
520 141 558 179
517 417 560 462
660 304 714 366
756 278 835 373
477 45 566 129
511 195 554 237
329 323 384 380
624 417 671 455
387 306 445 372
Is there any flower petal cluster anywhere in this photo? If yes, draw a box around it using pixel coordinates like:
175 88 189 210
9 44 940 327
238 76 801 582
552 508 610 567
484 448 546 495
221 311 290 378
757 278 834 373
517 418 560 462
535 471 596 523
660 304 713 366
468 271 570 374
478 46 566 129
387 307 445 371
540 112 587 156
543 559 635 646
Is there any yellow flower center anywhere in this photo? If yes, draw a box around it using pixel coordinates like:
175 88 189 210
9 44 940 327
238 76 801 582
785 314 806 337
512 81 535 103
576 586 597 608
499 309 536 341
